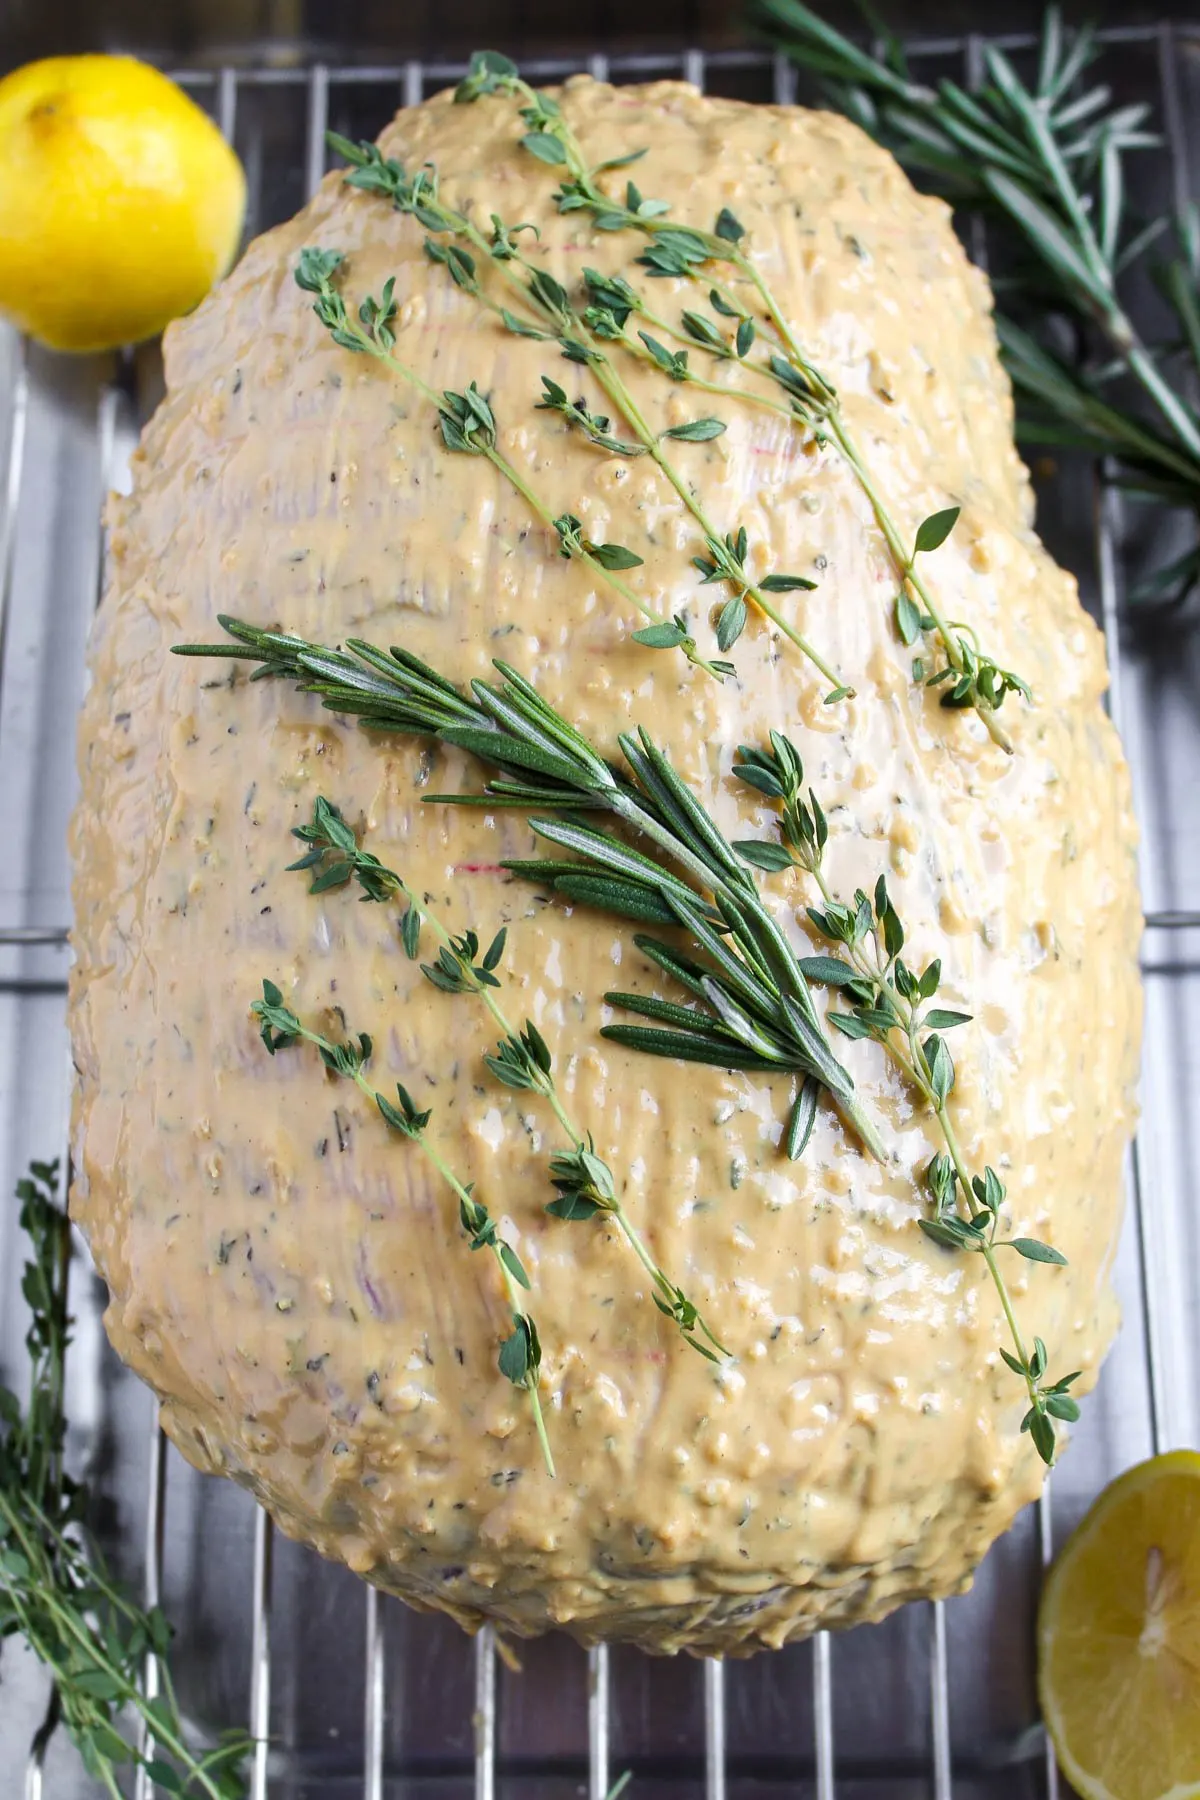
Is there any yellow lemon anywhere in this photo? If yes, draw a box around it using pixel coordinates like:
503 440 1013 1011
0 55 246 352
1039 1450 1200 1800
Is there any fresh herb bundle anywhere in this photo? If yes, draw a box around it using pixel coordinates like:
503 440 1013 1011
174 620 1071 1459
728 733 1079 1460
175 617 884 1164
286 797 726 1362
436 52 1027 742
754 0 1200 604
250 982 556 1474
0 1162 251 1796
322 114 1028 734
293 249 732 683
322 130 856 694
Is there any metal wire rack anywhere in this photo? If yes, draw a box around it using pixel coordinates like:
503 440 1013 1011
1 23 1198 1800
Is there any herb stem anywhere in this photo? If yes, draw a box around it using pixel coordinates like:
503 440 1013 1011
0 1494 234 1800
589 781 886 1159
678 254 1018 749
2 1160 254 1794
300 255 728 683
461 71 1022 736
475 436 728 678
481 240 849 687
262 1010 554 1475
583 353 850 692
818 412 1014 751
921 1092 1041 1423
377 1074 557 1476
519 1040 706 1345
797 829 1060 1444
1123 331 1200 464
176 622 889 1163
327 135 849 692
291 800 728 1358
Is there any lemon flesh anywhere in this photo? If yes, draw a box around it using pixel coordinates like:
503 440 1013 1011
0 55 246 352
1039 1451 1200 1800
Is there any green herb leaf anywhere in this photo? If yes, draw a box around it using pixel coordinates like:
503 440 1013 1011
1044 1393 1081 1422
588 541 645 570
520 131 567 165
731 838 795 872
681 310 728 350
716 592 747 651
923 1033 955 1104
785 1075 820 1160
1008 1238 1068 1265
662 417 727 442
914 506 961 554
633 621 688 649
760 572 817 592
797 955 857 986
895 591 923 645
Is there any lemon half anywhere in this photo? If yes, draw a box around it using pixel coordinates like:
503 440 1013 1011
1039 1451 1200 1800
0 55 246 352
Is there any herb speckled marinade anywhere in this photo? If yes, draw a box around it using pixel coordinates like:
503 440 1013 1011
69 72 1139 1654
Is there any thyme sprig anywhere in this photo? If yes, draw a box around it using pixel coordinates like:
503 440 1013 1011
173 618 886 1161
730 731 1080 1462
287 796 726 1360
755 1 1200 605
294 249 726 683
325 133 851 696
452 52 1026 744
0 1163 251 1798
174 623 1074 1448
251 982 555 1474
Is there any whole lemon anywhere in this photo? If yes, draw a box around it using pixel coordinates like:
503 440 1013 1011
0 55 246 352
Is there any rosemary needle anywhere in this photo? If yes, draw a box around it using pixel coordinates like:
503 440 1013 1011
286 795 727 1362
250 983 556 1475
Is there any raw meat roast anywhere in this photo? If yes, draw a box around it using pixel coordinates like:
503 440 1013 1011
69 75 1140 1654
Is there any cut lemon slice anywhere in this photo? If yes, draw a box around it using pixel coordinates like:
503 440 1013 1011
1039 1451 1200 1800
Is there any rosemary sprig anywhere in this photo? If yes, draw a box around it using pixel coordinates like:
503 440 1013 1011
0 1162 251 1798
326 133 850 696
173 618 886 1161
294 249 727 683
729 731 1080 1462
453 52 1026 742
287 797 726 1360
755 0 1200 604
250 981 556 1474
